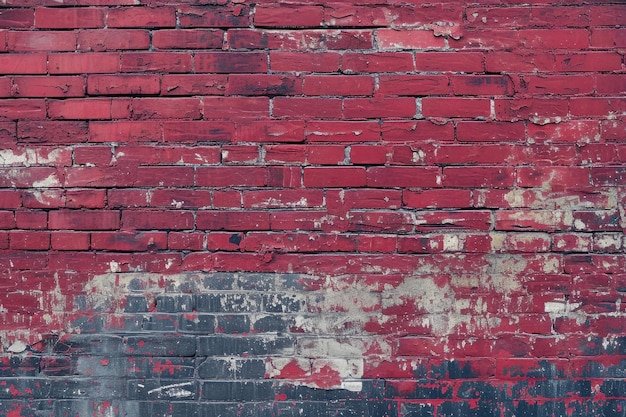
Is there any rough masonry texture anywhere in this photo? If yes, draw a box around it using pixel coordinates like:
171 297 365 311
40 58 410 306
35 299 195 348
0 0 625 416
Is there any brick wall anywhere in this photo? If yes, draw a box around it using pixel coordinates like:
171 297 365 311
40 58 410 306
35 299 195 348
0 1 625 416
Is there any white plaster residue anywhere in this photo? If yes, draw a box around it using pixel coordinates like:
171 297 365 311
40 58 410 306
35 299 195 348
171 199 184 209
32 173 61 188
7 340 27 353
147 382 194 398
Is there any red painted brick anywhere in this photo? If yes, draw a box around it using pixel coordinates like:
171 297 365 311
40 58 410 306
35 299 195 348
236 121 304 143
0 99 46 120
422 98 490 118
153 29 223 49
121 52 192 73
0 53 47 74
49 53 120 74
34 7 105 29
254 5 323 27
88 75 160 96
377 29 446 50
270 52 341 73
51 231 90 251
415 52 484 72
403 189 472 209
381 120 454 142
161 74 227 96
89 121 161 143
521 74 594 95
77 29 150 51
377 75 449 96
555 52 622 72
273 98 342 119
195 52 268 73
344 98 416 119
49 210 120 230
443 167 515 187
204 97 269 119
122 210 194 230
65 189 106 209
0 9 34 28
10 231 50 250
342 52 414 73
228 74 302 96
457 121 525 142
177 5 250 28
366 167 441 188
108 6 176 28
304 167 366 187
7 31 76 52
196 211 270 231
131 98 201 120
302 75 373 97
48 98 112 120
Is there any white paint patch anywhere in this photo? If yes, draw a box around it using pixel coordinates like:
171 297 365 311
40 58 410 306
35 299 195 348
147 382 194 398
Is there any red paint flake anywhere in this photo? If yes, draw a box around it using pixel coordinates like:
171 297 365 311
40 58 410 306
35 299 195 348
153 359 181 376
8 384 21 397
6 404 24 417
309 365 342 389
100 359 109 366
137 340 145 347
275 393 287 401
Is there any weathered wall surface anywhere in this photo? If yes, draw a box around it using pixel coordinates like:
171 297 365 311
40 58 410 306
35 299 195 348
0 0 625 416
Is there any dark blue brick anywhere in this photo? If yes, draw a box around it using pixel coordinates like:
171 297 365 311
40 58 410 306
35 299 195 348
0 356 40 377
127 379 196 400
151 401 200 417
252 314 294 333
277 380 385 402
237 273 276 291
456 381 512 401
196 358 265 379
601 380 626 397
216 314 251 333
128 357 195 379
140 314 178 332
438 401 500 417
71 314 106 334
124 335 196 356
0 378 51 399
39 356 73 377
178 314 216 333
200 381 274 401
156 294 193 313
602 400 626 417
400 402 434 417
201 273 237 290
49 378 125 399
529 380 591 398
385 380 453 399
195 293 262 313
197 335 294 356
54 334 123 356
124 295 150 313
263 294 306 313
272 401 328 417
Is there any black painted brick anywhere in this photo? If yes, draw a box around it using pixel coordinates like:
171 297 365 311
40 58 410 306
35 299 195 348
156 294 193 313
200 381 274 401
127 379 196 400
216 314 251 333
264 294 305 313
124 335 196 356
196 358 266 379
197 335 294 356
400 402 434 417
124 295 150 313
195 293 262 313
178 314 216 333
140 314 178 332
252 314 294 333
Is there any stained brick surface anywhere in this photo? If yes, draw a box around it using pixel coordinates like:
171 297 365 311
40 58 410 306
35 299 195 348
0 1 625 416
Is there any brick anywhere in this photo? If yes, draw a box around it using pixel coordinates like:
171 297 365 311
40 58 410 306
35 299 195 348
65 189 106 208
555 52 622 72
495 99 568 122
344 98 416 119
403 189 472 209
13 76 85 98
15 211 47 229
88 75 160 96
518 29 589 50
596 75 626 95
197 211 270 231
522 75 594 95
9 231 50 250
457 121 525 142
451 75 513 96
34 7 105 29
236 121 304 143
77 29 150 51
304 167 366 187
570 98 626 117
305 121 380 142
255 5 323 27
121 52 192 73
379 75 449 98
131 98 201 120
486 52 555 73
517 167 590 190
162 78 226 99
89 121 161 143
227 74 302 96
204 97 269 119
18 121 88 144
152 29 223 49
302 75 373 96
0 53 46 74
443 167 515 187
422 98 490 118
7 31 76 52
163 121 234 142
378 29 446 50
415 52 484 72
48 98 112 120
150 189 212 208
49 210 120 230
381 120 454 142
342 52 414 73
122 210 194 230
366 167 441 188
91 232 167 251
266 30 373 51
49 53 120 74
273 98 342 119
0 9 34 28
0 99 46 120
195 52 268 73
108 6 176 28
177 5 251 28
196 167 267 187
270 52 341 73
